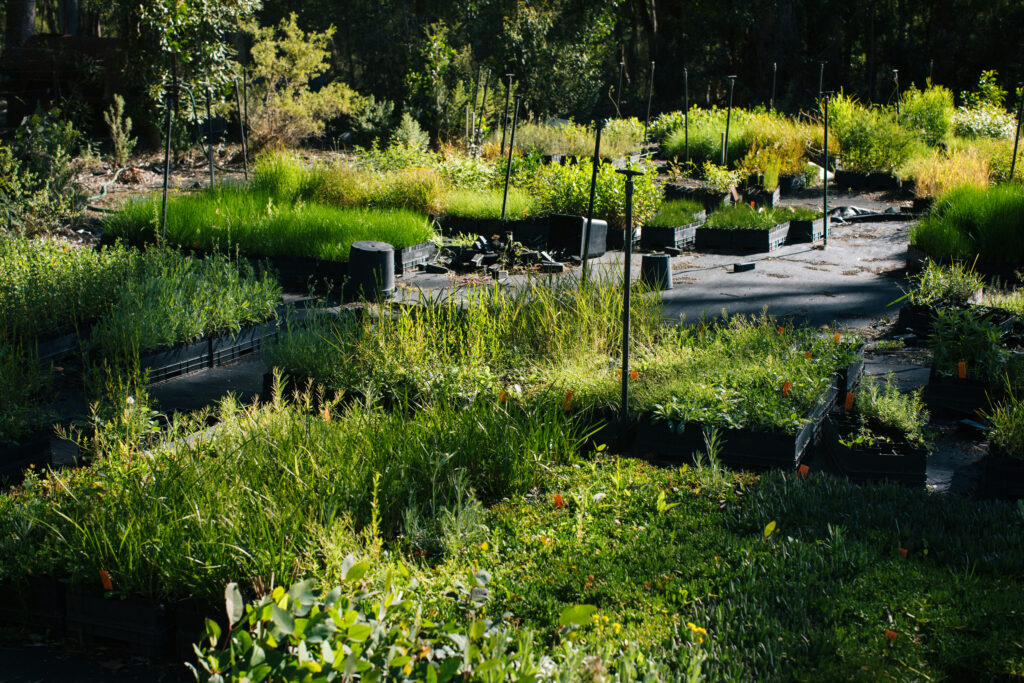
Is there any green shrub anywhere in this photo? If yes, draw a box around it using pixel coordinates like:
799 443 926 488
828 93 921 172
911 184 1024 264
929 307 1005 381
898 85 954 147
530 161 660 230
902 260 983 307
0 344 52 445
984 387 1024 457
392 112 430 149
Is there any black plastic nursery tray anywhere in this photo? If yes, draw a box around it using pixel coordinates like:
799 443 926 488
35 328 88 365
140 317 281 384
66 588 170 658
787 218 825 244
694 223 790 253
922 367 991 419
632 383 837 470
641 212 706 251
662 184 733 212
823 417 926 487
896 302 1014 339
981 444 1024 500
395 241 439 275
0 430 55 483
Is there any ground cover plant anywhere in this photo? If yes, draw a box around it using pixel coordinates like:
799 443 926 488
645 199 704 228
440 187 533 220
901 260 983 308
929 307 1006 381
844 374 929 449
911 184 1024 265
705 205 791 230
0 344 52 445
497 118 643 159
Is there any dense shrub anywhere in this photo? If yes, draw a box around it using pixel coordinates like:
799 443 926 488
898 85 954 147
828 93 921 172
530 161 660 230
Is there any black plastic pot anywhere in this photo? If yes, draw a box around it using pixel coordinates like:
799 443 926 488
833 170 869 190
741 186 781 208
639 254 673 291
778 174 807 195
823 417 927 487
694 223 790 253
662 184 732 213
923 367 992 419
548 214 608 258
606 226 641 251
896 300 1010 339
0 430 54 483
347 241 395 301
65 588 170 658
867 171 902 191
787 218 825 244
632 384 836 470
981 444 1024 500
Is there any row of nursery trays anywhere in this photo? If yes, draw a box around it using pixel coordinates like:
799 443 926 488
0 308 301 484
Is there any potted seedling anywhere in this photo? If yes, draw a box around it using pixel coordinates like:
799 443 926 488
924 307 1005 418
694 204 791 253
981 375 1024 499
640 199 706 251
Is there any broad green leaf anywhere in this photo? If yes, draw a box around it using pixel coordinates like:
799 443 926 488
204 617 221 647
345 561 371 582
347 623 373 642
558 604 597 627
225 583 244 626
271 604 295 636
764 520 777 539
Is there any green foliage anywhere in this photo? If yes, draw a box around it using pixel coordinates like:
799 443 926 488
0 344 52 445
247 14 367 149
392 112 430 150
530 161 660 230
911 184 1024 264
828 93 921 172
646 199 704 228
952 103 1017 140
929 307 1005 381
903 260 983 307
852 374 929 447
706 205 789 230
984 386 1024 458
898 85 954 147
701 162 742 192
960 70 1008 109
102 95 137 168
502 119 641 159
441 187 533 219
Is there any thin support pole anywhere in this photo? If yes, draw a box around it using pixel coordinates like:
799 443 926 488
928 59 934 83
723 75 736 166
582 120 604 284
242 71 250 178
477 69 490 140
823 94 830 247
818 61 826 100
643 61 655 147
501 96 521 221
893 69 901 116
206 88 215 188
1010 85 1023 182
160 56 177 242
234 77 248 181
720 132 726 166
683 67 689 163
616 60 625 114
770 62 777 111
499 74 513 157
617 168 643 426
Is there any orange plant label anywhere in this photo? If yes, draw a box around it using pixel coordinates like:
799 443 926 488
805 352 812 360
898 547 908 558
99 570 113 591
777 326 785 334
630 370 639 380
499 390 509 403
798 465 810 477
782 381 792 397
553 493 565 509
563 390 574 411
833 333 841 343
884 629 898 643
844 392 855 410
957 361 967 379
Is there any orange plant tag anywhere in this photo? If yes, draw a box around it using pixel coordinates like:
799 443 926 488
99 570 113 591
798 464 810 477
957 361 967 379
499 390 509 403
898 547 908 559
563 389 574 411
777 326 785 334
833 333 841 343
805 352 812 360
749 201 756 208
884 629 898 643
844 392 855 411
782 381 792 397
322 406 331 422
553 493 565 509
630 370 639 380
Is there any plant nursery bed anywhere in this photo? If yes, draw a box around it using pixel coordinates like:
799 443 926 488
662 184 732 212
741 186 781 208
640 212 706 251
694 223 790 253
632 383 837 470
823 416 927 487
65 588 170 658
980 444 1024 500
923 368 992 419
0 430 56 484
896 302 1014 338
904 245 1022 283
0 577 66 635
787 217 825 244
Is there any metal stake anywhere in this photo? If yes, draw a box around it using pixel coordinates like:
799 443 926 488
823 93 831 247
500 74 513 156
206 88 215 188
643 61 655 147
684 67 690 162
616 60 625 114
893 69 901 116
160 56 177 242
770 62 777 111
724 75 736 166
818 61 826 100
720 132 726 166
242 71 250 176
501 96 521 221
1011 85 1023 182
617 168 644 426
583 119 604 284
233 77 248 181
477 69 490 141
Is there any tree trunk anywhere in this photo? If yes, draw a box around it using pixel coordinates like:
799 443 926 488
59 0 79 36
5 0 37 48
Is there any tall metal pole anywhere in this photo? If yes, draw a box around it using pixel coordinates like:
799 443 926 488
583 120 604 284
723 75 736 166
617 168 643 426
683 67 690 163
501 96 521 221
893 69 901 116
242 71 250 177
233 77 248 181
1011 85 1023 182
206 87 215 188
770 62 777 111
616 60 625 114
499 74 513 157
643 61 655 147
823 93 831 248
818 61 826 101
160 55 177 242
477 69 491 141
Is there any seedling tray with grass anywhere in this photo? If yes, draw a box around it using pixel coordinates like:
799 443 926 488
923 367 992 419
694 223 790 253
823 416 927 487
641 201 706 251
0 577 66 635
980 444 1024 500
632 382 836 470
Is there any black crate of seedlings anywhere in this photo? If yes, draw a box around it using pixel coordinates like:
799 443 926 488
641 211 706 251
632 383 837 470
395 241 439 275
896 302 1014 339
923 367 992 419
694 223 790 253
140 317 281 384
981 444 1024 500
787 218 826 244
823 416 927 487
65 588 171 658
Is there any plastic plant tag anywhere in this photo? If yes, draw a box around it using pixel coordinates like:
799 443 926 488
798 464 810 477
553 493 565 509
630 370 639 380
99 570 113 591
884 630 898 643
844 392 855 410
782 381 792 397
958 361 967 379
805 352 812 360
499 390 509 403
833 333 841 343
898 547 908 558
563 389 574 411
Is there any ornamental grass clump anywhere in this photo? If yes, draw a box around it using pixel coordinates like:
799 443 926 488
646 199 704 228
706 204 789 230
440 187 533 219
910 184 1024 264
